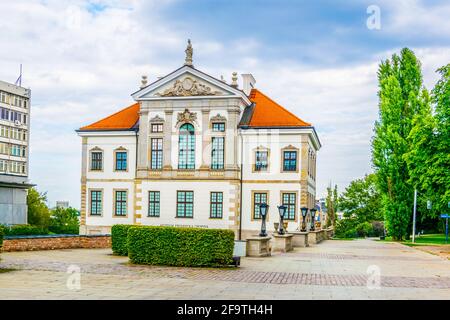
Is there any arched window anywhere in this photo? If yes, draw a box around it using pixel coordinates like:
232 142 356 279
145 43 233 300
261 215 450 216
178 123 195 169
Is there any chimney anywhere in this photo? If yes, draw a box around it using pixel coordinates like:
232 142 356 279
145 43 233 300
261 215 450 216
241 74 256 96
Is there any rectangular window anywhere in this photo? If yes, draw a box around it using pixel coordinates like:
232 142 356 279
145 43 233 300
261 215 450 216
176 191 194 218
212 122 225 132
151 138 163 170
114 190 127 216
0 160 6 172
283 151 297 171
253 192 268 219
115 151 127 171
210 192 223 218
282 193 296 220
151 123 163 133
90 190 102 216
254 151 269 172
211 137 224 170
148 191 160 217
90 151 103 171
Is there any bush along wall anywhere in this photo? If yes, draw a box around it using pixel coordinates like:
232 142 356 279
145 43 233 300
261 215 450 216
2 225 49 236
111 224 134 256
127 226 235 267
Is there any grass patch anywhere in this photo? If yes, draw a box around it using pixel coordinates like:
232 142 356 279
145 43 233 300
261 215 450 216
380 234 448 246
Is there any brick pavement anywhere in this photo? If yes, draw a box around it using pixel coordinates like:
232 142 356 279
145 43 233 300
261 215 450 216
0 239 449 299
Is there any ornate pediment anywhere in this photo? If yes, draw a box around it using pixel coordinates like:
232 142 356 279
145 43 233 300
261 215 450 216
155 77 222 97
149 115 165 123
177 109 197 125
210 113 227 122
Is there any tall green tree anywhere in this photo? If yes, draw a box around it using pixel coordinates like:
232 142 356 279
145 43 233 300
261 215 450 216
339 174 383 223
372 48 428 240
430 64 450 214
325 184 338 228
27 187 50 229
404 64 449 228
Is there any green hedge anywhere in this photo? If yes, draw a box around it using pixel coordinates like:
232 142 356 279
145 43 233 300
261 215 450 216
128 226 235 267
111 224 134 256
3 225 49 236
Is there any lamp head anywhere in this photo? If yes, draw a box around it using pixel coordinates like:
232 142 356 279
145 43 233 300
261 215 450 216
259 203 268 217
301 207 308 217
278 205 287 217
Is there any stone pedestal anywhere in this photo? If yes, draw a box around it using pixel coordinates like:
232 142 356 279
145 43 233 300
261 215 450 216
272 233 294 253
289 231 309 247
246 236 271 257
326 227 334 239
307 230 323 245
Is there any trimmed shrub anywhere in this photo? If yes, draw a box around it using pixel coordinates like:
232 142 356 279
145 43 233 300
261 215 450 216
3 224 49 236
128 226 235 267
111 224 134 256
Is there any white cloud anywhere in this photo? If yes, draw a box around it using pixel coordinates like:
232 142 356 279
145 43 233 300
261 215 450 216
0 0 448 207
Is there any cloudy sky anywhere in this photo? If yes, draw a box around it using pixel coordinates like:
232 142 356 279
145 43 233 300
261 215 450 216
0 0 449 208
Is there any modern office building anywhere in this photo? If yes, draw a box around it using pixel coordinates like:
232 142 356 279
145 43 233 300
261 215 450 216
0 80 32 225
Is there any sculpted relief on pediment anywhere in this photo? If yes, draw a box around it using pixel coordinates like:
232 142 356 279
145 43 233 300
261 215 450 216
155 77 222 97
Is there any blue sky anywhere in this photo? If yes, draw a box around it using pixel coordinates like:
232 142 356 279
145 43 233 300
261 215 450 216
0 0 449 208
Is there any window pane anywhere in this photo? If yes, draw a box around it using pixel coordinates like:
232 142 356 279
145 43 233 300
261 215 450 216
115 191 127 216
210 192 223 218
211 137 224 170
255 151 268 171
212 122 225 132
90 190 102 215
253 192 267 219
178 124 195 169
115 151 127 171
151 138 163 169
148 191 160 217
177 191 194 218
283 151 297 171
282 193 296 220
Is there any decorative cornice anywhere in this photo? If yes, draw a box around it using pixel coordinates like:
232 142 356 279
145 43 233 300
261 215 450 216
155 77 222 97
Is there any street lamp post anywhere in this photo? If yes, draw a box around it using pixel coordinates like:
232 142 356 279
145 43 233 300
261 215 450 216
278 205 287 235
310 208 317 231
300 207 308 232
259 203 269 237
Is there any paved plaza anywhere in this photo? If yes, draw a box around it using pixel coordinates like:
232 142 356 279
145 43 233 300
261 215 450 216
0 239 449 299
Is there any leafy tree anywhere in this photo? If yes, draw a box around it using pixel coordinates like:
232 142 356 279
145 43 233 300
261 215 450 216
404 64 449 231
49 207 80 234
430 64 450 215
372 48 428 240
27 187 50 229
339 174 382 223
325 184 338 228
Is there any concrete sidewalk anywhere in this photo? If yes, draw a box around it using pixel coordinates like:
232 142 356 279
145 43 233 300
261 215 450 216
0 239 449 299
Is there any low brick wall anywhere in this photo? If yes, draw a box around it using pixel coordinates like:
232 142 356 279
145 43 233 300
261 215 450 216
1 234 111 252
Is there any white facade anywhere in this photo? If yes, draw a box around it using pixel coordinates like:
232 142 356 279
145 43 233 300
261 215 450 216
78 60 321 238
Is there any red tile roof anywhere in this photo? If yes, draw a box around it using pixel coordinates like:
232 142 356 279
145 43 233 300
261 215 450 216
79 103 139 131
248 89 311 127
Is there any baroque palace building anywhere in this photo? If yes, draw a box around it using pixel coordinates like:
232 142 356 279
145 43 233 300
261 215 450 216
77 41 321 239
